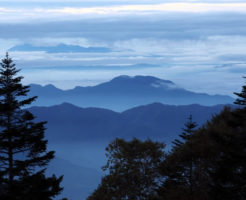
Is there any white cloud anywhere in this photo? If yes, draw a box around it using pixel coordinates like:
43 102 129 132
3 35 246 70
1 3 246 23
60 3 246 14
2 0 246 3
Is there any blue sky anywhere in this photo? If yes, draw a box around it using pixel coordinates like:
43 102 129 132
0 0 246 96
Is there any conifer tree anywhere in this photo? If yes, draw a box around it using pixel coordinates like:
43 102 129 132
160 115 198 200
172 115 197 148
234 76 246 106
192 107 246 200
0 53 63 200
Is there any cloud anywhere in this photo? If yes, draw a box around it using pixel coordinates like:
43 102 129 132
4 33 244 96
0 2 245 96
18 61 242 97
34 3 246 16
1 12 245 42
1 2 246 23
3 0 246 4
3 35 246 73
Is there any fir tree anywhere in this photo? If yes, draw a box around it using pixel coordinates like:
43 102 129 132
172 115 197 148
160 115 198 200
161 106 246 200
0 53 63 200
234 76 246 106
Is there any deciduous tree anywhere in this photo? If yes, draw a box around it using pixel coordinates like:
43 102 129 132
87 138 165 200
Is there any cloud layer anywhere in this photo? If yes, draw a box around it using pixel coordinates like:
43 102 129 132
0 1 245 96
1 2 246 23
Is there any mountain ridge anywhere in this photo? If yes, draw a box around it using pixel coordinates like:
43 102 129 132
30 102 235 200
9 43 112 53
29 102 233 143
28 75 234 111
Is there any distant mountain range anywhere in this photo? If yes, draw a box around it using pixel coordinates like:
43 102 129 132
29 102 231 144
25 75 235 200
9 43 112 53
28 75 234 111
29 102 234 200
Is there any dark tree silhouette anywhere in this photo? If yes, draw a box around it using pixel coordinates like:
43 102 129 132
160 106 246 200
234 76 246 106
172 115 197 148
88 76 246 200
87 138 165 200
193 107 246 200
159 115 199 200
0 53 63 200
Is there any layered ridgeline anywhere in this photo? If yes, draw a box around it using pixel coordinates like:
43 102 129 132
29 75 234 111
29 102 231 200
29 102 231 144
26 75 234 200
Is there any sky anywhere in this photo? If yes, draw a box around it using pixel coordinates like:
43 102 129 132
0 0 246 96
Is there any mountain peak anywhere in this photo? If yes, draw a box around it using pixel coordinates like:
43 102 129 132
110 75 174 86
43 84 59 89
27 75 234 111
112 75 131 80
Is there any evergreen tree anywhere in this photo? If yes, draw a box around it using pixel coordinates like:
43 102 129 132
234 76 246 106
0 53 63 200
160 115 199 200
87 138 165 200
172 115 197 148
203 107 246 200
161 106 246 200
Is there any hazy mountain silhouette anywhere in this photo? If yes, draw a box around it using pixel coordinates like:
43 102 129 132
9 43 112 53
29 102 230 144
28 75 234 111
47 157 102 200
29 102 233 200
